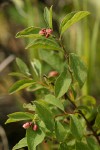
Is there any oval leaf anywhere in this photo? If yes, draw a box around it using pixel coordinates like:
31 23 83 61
9 79 35 94
5 112 34 124
26 37 61 51
16 58 30 76
31 59 42 77
81 95 96 106
60 11 90 35
70 53 87 87
9 72 28 78
45 94 64 111
27 127 45 150
35 100 54 131
13 138 27 150
39 49 64 72
55 121 67 142
44 6 53 29
86 137 99 150
70 115 84 140
16 26 41 38
55 70 72 98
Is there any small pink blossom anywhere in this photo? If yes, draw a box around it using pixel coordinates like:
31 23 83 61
33 124 38 131
22 122 32 129
39 28 46 35
48 71 59 77
39 28 53 38
46 29 53 34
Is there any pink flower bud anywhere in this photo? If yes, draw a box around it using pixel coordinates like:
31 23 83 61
48 71 59 77
46 29 53 34
41 28 46 32
22 122 32 129
45 33 50 38
39 30 45 35
33 124 38 131
39 28 46 35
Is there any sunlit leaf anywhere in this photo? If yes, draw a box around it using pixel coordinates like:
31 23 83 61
70 115 84 140
45 94 64 111
27 127 45 150
39 49 64 72
9 79 35 94
44 6 53 28
55 70 72 98
60 11 90 35
9 72 28 78
81 95 96 106
26 37 61 51
16 58 30 76
35 100 54 131
55 121 67 142
31 59 42 77
5 112 34 124
16 26 41 38
13 137 27 150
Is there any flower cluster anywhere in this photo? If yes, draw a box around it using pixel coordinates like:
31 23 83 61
39 28 53 38
22 122 38 131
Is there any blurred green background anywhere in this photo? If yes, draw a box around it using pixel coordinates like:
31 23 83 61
0 0 100 149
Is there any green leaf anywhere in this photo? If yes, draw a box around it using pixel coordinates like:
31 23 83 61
31 59 42 77
60 11 90 35
70 53 87 87
13 137 27 150
26 127 45 150
26 37 61 51
55 121 67 142
9 79 35 94
44 94 64 111
35 100 54 131
59 143 69 150
16 58 30 76
44 6 53 28
86 137 99 150
39 49 64 72
27 84 45 92
95 113 100 129
55 70 72 98
9 72 28 78
76 141 90 150
81 95 96 106
23 103 36 111
16 26 41 38
5 112 34 124
70 115 84 140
